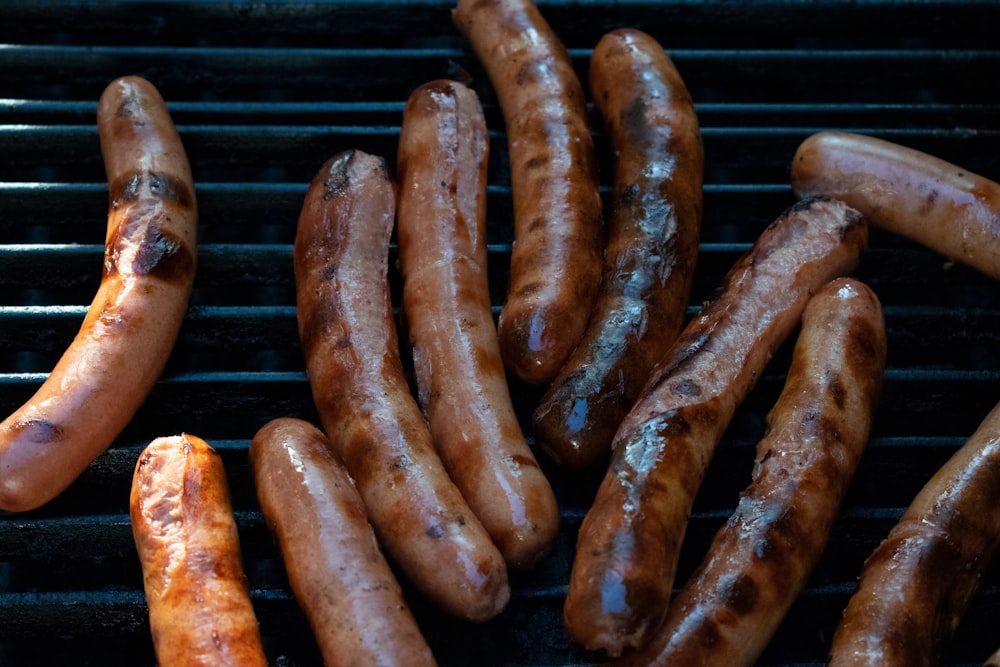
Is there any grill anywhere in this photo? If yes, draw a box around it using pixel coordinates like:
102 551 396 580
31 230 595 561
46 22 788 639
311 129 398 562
2 1 1000 665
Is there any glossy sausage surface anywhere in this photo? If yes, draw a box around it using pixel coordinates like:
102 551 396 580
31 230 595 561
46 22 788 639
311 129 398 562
828 401 1000 666
564 196 868 656
534 28 702 469
791 130 1000 278
452 0 603 384
130 434 266 667
397 79 559 569
251 418 437 667
294 149 510 622
0 75 197 512
612 277 886 667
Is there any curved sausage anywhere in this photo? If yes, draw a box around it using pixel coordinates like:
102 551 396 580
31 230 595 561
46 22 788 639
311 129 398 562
612 277 886 667
452 0 603 384
533 28 702 469
828 402 1000 666
564 196 868 656
396 79 559 569
130 434 266 667
250 418 437 666
791 130 1000 279
294 149 510 622
0 75 197 513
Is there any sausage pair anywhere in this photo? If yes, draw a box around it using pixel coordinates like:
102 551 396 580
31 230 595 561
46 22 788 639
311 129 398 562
564 196 868 655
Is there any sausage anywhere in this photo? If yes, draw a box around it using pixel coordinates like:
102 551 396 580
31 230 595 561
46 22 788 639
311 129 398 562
791 130 1000 279
986 648 1000 667
611 277 886 667
294 149 510 622
452 0 603 384
130 434 267 667
250 418 437 666
0 75 197 513
828 402 1000 666
396 79 560 569
564 196 868 656
533 28 702 469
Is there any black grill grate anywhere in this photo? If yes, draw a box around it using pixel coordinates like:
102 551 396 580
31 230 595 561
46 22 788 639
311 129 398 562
2 1 1000 665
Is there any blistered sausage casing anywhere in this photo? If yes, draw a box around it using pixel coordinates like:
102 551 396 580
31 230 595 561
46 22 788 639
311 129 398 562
613 277 886 667
251 418 437 666
534 28 702 469
564 196 868 655
294 149 509 622
792 130 1000 278
452 0 603 384
397 79 559 569
131 434 267 667
0 76 197 512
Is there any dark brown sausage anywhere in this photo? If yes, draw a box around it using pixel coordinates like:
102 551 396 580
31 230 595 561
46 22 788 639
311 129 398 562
452 0 603 384
534 28 702 469
828 402 1000 666
250 418 437 666
130 434 267 667
791 130 1000 279
564 196 868 656
396 79 559 569
611 277 886 667
0 76 197 512
294 149 510 622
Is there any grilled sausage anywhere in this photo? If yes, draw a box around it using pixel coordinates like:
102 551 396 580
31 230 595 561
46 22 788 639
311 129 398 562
250 418 437 666
534 28 702 469
986 648 1000 667
791 130 1000 279
0 75 197 513
130 434 266 667
612 277 886 667
828 402 1000 666
452 0 603 384
564 196 868 656
294 149 510 622
396 79 559 569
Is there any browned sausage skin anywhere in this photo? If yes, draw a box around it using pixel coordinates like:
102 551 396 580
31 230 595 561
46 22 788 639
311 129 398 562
534 28 702 469
0 76 197 512
791 130 1000 278
564 196 868 656
294 149 510 622
612 278 886 667
251 418 437 666
397 79 559 569
828 402 1000 666
130 434 266 667
452 0 603 384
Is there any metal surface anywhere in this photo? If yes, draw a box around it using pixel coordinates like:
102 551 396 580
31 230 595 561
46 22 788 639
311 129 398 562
1 1 999 665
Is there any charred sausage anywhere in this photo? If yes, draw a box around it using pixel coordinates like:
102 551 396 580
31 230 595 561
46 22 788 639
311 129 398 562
130 434 266 667
791 130 1000 279
564 196 868 656
251 418 437 666
294 149 510 622
0 76 197 512
612 277 886 667
452 0 603 384
828 401 1000 666
534 28 702 469
396 79 559 569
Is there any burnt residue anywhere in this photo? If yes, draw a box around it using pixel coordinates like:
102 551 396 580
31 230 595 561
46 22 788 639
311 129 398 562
322 150 355 201
6 418 65 444
103 210 195 285
108 170 194 211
